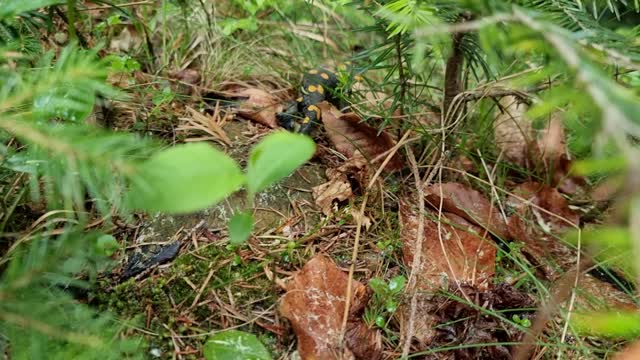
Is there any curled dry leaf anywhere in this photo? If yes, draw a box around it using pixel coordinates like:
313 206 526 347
279 255 382 360
312 154 368 216
494 96 534 168
424 183 510 240
399 200 496 292
494 98 584 194
312 172 353 216
233 88 283 128
506 182 579 279
317 102 403 171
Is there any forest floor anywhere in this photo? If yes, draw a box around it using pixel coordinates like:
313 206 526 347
33 1 639 359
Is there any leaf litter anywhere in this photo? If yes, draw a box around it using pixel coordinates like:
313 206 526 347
279 255 382 360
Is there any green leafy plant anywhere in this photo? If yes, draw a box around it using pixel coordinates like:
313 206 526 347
0 2 314 357
366 275 406 329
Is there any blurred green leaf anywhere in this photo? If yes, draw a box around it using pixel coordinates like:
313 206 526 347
127 143 244 214
572 311 640 338
246 132 315 195
96 235 119 257
204 330 271 360
33 83 96 122
0 0 63 20
229 211 254 245
565 227 635 277
572 156 627 176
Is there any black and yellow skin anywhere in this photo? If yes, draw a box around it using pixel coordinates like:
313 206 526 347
277 63 360 134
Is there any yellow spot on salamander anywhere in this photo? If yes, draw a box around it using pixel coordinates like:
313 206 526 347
308 69 318 74
308 84 324 94
302 116 311 124
320 72 329 80
354 75 363 81
307 105 321 117
296 97 303 102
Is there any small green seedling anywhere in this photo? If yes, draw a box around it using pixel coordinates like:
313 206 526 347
512 314 531 328
366 275 406 329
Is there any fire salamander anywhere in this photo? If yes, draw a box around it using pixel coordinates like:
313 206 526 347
277 62 361 134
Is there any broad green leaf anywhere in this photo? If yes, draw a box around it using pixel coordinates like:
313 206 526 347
246 132 315 195
229 211 254 245
0 0 63 20
127 143 244 214
572 156 627 176
204 330 271 360
565 227 635 277
572 311 640 338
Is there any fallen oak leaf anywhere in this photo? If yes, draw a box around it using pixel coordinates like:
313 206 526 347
230 87 284 128
317 102 403 171
279 255 382 360
398 200 497 347
424 182 510 240
399 200 497 292
312 154 368 216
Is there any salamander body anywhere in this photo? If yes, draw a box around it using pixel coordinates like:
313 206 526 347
277 63 359 134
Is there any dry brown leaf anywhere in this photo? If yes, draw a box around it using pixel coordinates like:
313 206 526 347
494 99 585 194
494 96 534 168
312 172 353 216
318 102 403 171
575 273 637 312
279 255 382 360
312 155 367 216
614 339 640 360
109 25 142 53
424 183 510 240
506 182 579 279
399 201 496 291
233 88 283 128
537 114 566 167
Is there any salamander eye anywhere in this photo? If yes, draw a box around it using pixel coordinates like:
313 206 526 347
320 72 329 80
308 69 318 74
354 75 363 82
